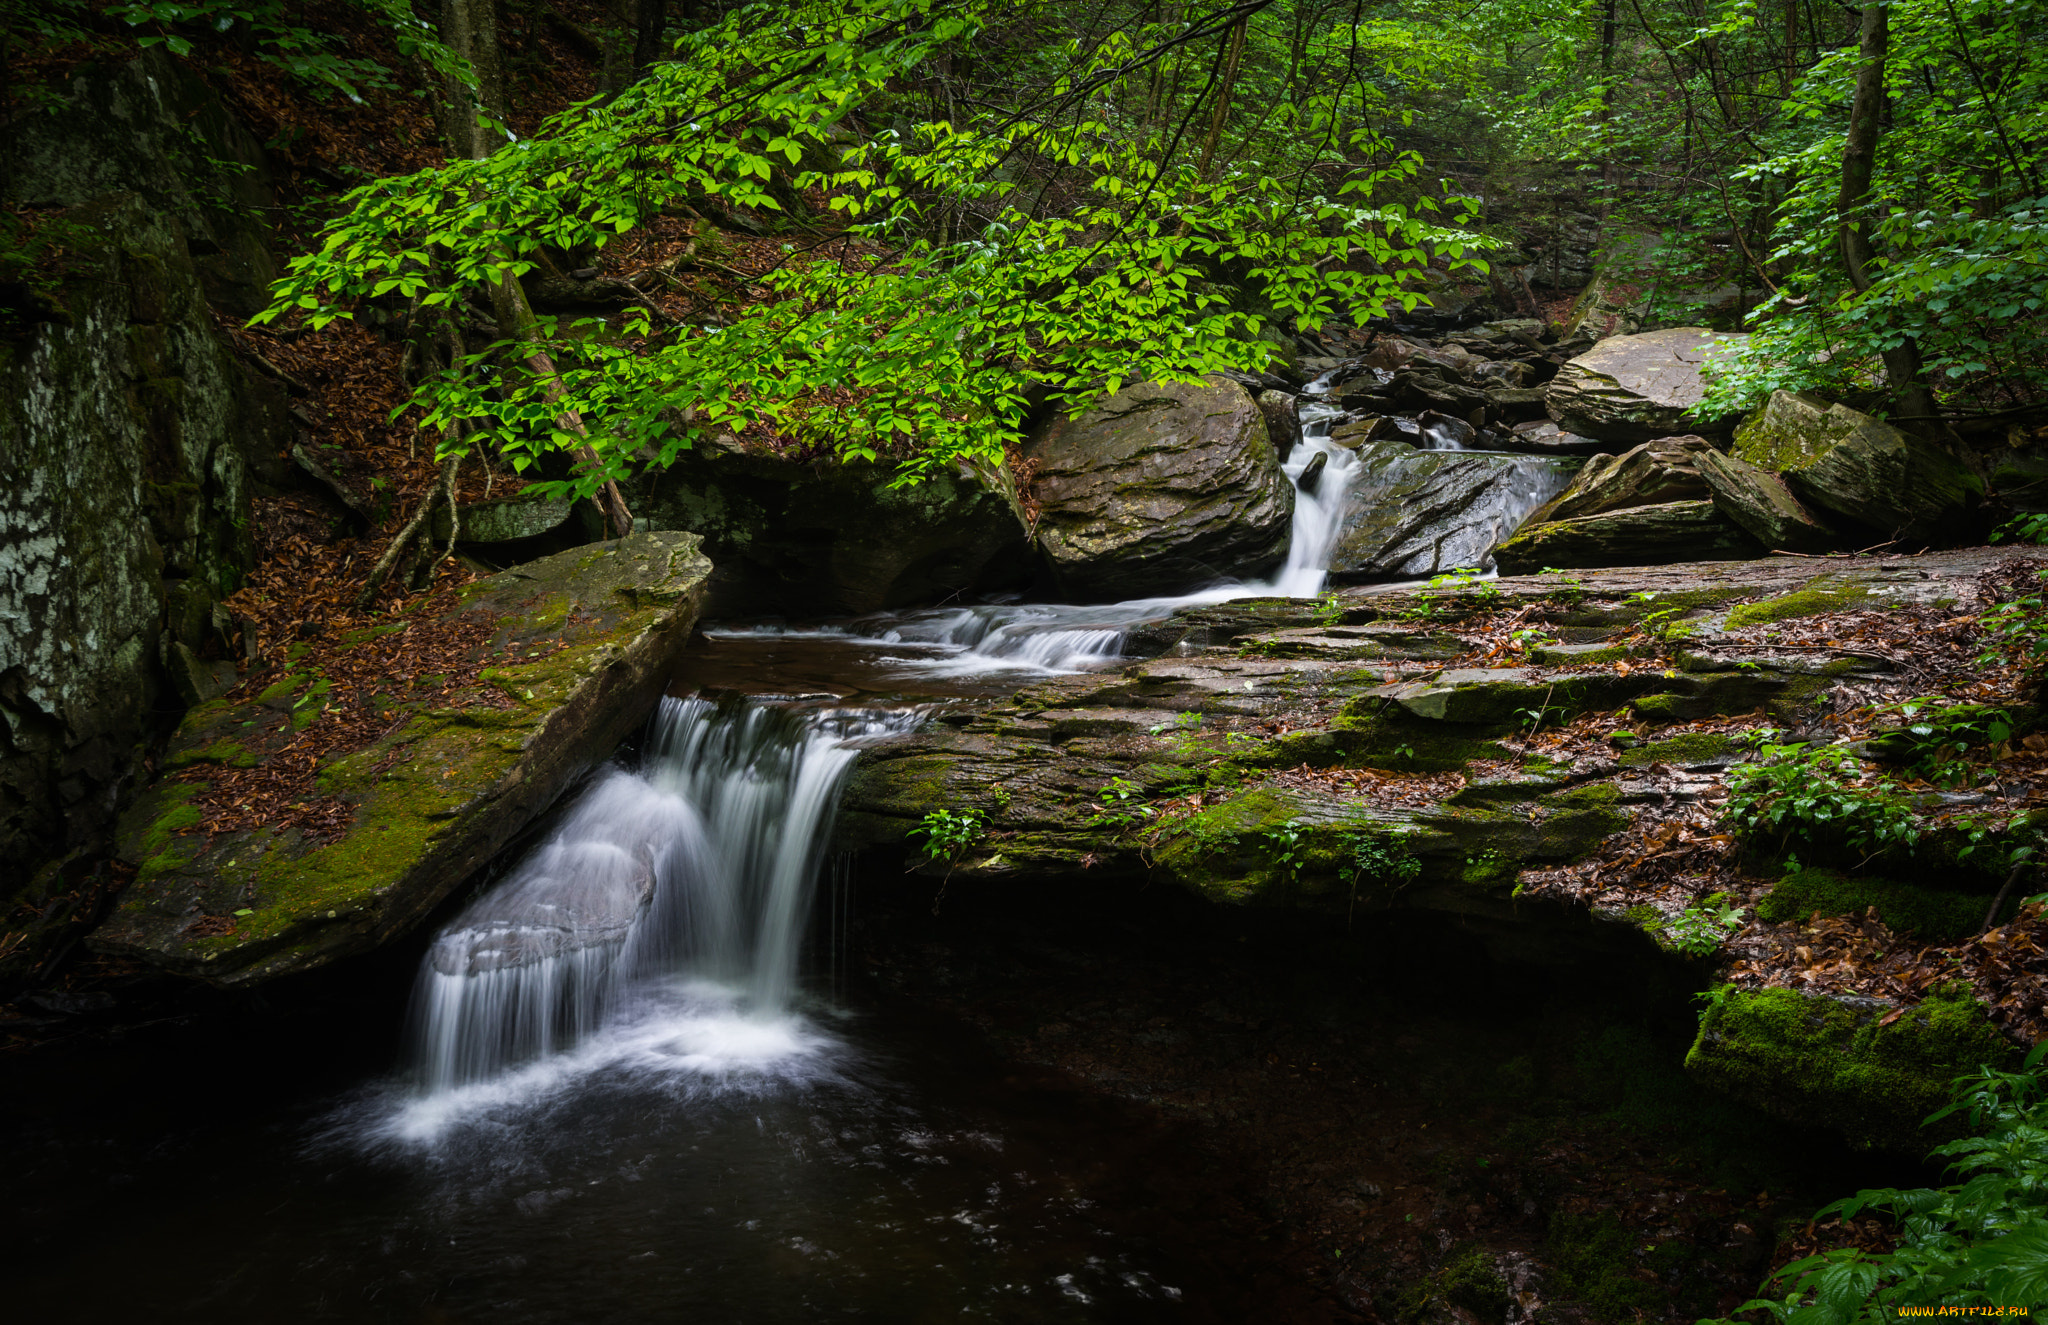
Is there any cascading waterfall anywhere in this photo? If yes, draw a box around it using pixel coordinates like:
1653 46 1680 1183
409 697 921 1093
708 383 1368 677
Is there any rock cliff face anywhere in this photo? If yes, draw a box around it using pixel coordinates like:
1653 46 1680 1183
1019 377 1294 601
0 194 283 982
92 533 713 986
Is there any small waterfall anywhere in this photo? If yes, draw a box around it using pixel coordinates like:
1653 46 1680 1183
409 696 921 1093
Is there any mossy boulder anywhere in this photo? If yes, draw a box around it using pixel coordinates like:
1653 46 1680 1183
91 533 713 986
1685 984 2016 1151
1733 391 1983 543
1694 448 1841 554
1494 500 1764 574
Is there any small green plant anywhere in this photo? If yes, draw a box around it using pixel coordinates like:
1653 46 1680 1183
1429 566 1504 606
1634 606 1698 644
1263 821 1313 881
1541 567 1587 604
1509 626 1560 654
1990 512 2048 545
1148 711 1203 736
1515 701 1565 735
1661 892 1745 956
1977 569 2048 686
1871 701 2014 789
1085 776 1155 831
1715 1044 2048 1324
909 807 987 864
1313 590 1346 626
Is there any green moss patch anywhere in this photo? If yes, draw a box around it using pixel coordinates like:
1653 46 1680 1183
1725 582 1877 629
1686 984 2016 1151
1755 867 1984 942
1618 731 1735 768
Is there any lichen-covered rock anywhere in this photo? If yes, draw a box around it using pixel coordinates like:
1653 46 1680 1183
430 493 579 545
1694 448 1840 553
91 532 712 986
0 193 282 989
1020 376 1294 600
1733 391 1983 542
1256 388 1302 458
1330 440 1578 580
1493 500 1763 573
1545 328 1747 442
635 443 1031 617
1686 984 2016 1151
11 51 280 315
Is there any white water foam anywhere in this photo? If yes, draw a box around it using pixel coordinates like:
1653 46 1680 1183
376 697 920 1136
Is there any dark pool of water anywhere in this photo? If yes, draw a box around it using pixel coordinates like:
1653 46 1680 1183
3 974 1270 1324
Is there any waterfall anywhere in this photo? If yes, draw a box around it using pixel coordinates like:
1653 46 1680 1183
707 382 1369 677
409 697 920 1093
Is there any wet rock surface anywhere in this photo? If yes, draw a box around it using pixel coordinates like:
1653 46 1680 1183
838 546 2030 1152
91 532 712 985
0 193 284 986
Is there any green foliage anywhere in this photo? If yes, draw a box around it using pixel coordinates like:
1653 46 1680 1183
1696 0 2048 415
1721 741 1924 865
1085 776 1155 833
1977 569 2048 686
260 0 1496 497
3 0 466 103
1867 701 2014 789
908 807 986 864
1427 567 1503 607
1716 1045 2048 1323
1992 513 2048 546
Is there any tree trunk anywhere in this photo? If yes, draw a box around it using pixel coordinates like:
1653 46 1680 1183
438 0 509 159
1838 4 1944 426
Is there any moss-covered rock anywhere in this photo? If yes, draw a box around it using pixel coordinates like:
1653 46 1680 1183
1756 868 1987 942
90 533 712 986
1733 391 1984 543
1725 580 1880 628
1685 984 2016 1151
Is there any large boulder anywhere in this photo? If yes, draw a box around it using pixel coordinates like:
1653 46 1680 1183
1522 435 1714 526
91 533 713 985
1546 328 1747 442
635 443 1032 617
1330 442 1579 580
1733 391 1984 542
1493 500 1763 573
1695 449 1840 554
1019 377 1294 600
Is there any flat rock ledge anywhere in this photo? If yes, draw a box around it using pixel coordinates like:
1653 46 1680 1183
92 532 713 985
836 547 2023 1148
